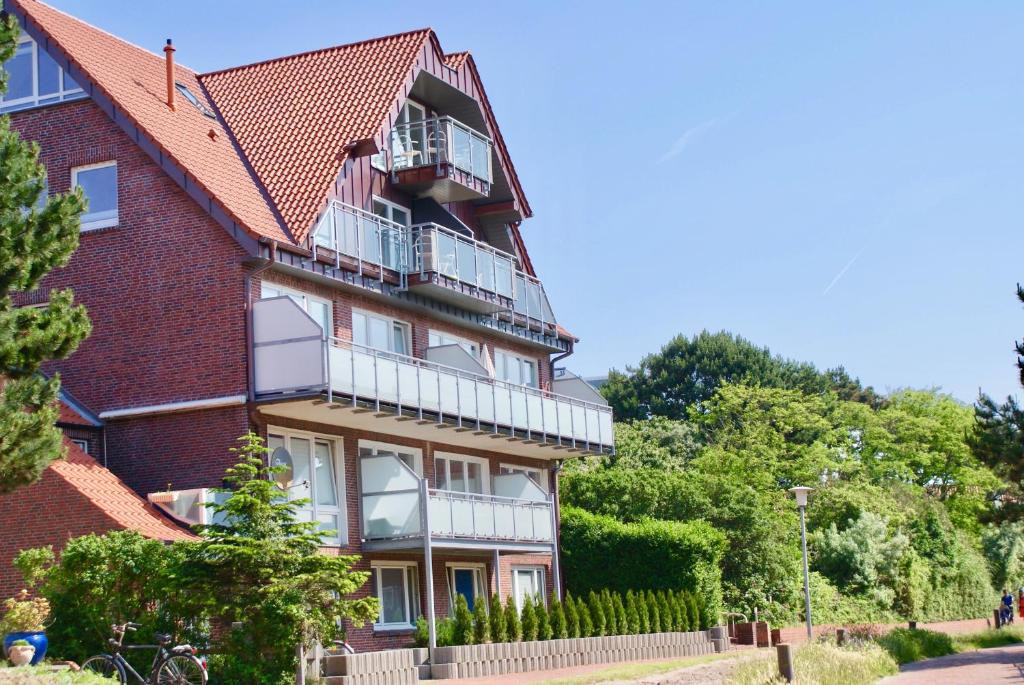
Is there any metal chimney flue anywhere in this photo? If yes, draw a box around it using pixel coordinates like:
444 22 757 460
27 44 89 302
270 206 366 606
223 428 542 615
163 39 175 111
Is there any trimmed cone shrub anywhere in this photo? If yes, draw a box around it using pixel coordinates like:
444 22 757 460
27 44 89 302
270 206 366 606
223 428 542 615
647 591 661 633
537 597 552 640
473 600 490 644
603 590 618 635
565 593 580 638
578 597 594 637
636 589 650 633
659 592 673 632
454 594 474 646
521 595 538 642
549 595 567 639
587 591 606 637
626 590 641 634
673 591 688 631
489 594 507 643
505 598 522 642
687 592 701 630
614 593 628 635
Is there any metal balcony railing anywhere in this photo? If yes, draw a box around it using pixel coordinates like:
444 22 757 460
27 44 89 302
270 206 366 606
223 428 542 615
313 202 407 275
409 223 515 299
390 116 492 183
428 489 553 542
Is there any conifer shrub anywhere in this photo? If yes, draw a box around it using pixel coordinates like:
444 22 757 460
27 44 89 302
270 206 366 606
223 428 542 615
521 595 538 642
453 594 474 646
603 590 618 635
489 594 507 643
564 593 580 638
549 595 568 639
587 591 606 636
647 591 661 632
536 596 552 640
578 597 594 637
614 593 629 635
659 591 674 631
473 600 490 644
637 589 650 633
687 592 702 630
505 598 522 642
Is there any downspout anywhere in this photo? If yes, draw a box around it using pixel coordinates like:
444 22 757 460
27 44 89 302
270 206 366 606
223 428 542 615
244 240 277 448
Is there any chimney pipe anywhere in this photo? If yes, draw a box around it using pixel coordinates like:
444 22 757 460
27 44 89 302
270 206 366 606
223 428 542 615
163 39 175 111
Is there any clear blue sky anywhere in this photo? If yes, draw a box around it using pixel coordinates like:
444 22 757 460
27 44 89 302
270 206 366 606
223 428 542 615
49 1 1024 403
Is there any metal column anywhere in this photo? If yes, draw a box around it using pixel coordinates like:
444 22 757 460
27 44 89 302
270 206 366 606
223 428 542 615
493 548 501 599
420 478 437 649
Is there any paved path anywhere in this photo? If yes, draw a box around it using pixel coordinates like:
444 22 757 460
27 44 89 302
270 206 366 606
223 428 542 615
879 643 1024 685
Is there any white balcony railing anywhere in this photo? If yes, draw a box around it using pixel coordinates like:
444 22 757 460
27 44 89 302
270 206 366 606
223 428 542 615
409 223 515 299
312 202 406 273
390 116 492 183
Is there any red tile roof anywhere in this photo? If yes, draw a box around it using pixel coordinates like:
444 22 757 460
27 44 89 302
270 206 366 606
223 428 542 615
57 399 95 427
200 29 432 241
51 438 195 541
10 0 289 243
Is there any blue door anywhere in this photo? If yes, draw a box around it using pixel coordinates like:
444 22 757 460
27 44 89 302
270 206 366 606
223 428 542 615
453 569 477 611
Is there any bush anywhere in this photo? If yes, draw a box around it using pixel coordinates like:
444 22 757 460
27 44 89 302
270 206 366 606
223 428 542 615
549 596 567 639
520 596 538 642
647 591 660 632
587 591 606 636
876 628 956 664
472 600 489 644
564 593 580 638
687 592 702 630
536 597 552 640
602 590 618 635
489 594 507 643
504 598 521 642
413 616 457 648
560 507 725 622
453 594 474 646
614 593 629 634
625 591 640 634
578 596 594 637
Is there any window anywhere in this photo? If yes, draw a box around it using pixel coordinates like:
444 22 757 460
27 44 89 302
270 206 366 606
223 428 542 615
261 284 332 335
512 566 546 612
428 330 478 358
500 464 548 492
267 430 346 543
72 162 118 231
358 440 422 476
174 82 216 118
352 309 409 356
447 563 487 613
372 562 420 629
494 349 537 388
70 438 89 454
0 34 85 113
435 452 489 495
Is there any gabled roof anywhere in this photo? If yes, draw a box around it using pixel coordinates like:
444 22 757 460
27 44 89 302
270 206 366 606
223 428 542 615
200 29 433 239
51 438 195 541
56 387 102 427
9 0 289 243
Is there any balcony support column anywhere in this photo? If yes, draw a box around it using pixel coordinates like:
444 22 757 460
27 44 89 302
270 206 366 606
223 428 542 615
420 478 437 650
549 490 562 601
493 548 501 600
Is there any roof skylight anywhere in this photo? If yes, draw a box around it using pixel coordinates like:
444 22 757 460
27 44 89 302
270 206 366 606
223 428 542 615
174 82 216 119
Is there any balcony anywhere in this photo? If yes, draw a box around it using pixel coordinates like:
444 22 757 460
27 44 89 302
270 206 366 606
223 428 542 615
360 453 554 552
386 116 493 203
252 297 614 457
312 202 406 280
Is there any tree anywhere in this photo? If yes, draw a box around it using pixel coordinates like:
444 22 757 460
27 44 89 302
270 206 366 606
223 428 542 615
488 594 507 643
564 593 580 638
453 594 474 646
472 600 489 644
601 330 831 420
548 595 567 639
535 597 552 640
602 590 617 635
0 12 90 493
624 591 640 634
646 591 660 632
520 595 537 642
577 597 593 637
814 512 908 609
504 598 521 642
974 393 1024 522
587 591 605 637
172 433 377 684
613 593 628 635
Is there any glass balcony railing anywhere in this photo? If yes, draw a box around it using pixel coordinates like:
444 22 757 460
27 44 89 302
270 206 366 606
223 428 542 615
390 116 492 184
409 223 515 299
513 272 556 327
313 202 407 273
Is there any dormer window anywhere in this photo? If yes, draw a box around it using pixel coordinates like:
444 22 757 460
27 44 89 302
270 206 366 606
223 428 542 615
174 82 216 119
0 34 85 113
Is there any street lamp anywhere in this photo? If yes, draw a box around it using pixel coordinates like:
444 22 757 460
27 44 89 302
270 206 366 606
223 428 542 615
789 486 813 640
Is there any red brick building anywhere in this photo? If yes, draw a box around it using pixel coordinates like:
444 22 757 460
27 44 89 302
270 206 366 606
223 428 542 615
1 0 613 651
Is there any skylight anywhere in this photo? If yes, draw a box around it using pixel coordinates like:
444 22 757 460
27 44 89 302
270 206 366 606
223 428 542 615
174 82 216 119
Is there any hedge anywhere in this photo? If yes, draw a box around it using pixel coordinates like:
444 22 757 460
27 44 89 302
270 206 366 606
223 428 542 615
560 506 725 624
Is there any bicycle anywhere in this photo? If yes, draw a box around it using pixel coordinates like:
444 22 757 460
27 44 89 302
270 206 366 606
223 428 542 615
81 622 207 685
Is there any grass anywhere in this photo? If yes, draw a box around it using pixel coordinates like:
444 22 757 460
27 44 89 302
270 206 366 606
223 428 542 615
876 627 956 664
0 667 114 684
540 652 740 684
953 625 1024 651
728 642 898 685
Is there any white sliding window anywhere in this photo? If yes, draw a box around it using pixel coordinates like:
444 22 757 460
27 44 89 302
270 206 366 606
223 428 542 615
267 430 345 543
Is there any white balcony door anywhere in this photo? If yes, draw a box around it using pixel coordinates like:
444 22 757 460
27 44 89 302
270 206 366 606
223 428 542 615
512 566 546 611
267 430 345 543
370 196 409 270
393 101 427 167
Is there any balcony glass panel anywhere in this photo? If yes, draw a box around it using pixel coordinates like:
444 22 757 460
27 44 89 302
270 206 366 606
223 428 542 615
410 224 515 297
428 490 552 542
390 116 492 182
313 203 405 272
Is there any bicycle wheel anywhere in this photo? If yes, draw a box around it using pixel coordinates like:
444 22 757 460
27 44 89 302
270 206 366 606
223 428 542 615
156 654 207 685
81 655 127 683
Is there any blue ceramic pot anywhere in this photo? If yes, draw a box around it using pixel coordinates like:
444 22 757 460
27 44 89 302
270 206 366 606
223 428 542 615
3 631 47 665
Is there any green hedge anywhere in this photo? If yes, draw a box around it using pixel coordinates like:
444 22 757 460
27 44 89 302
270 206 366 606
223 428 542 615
560 506 725 624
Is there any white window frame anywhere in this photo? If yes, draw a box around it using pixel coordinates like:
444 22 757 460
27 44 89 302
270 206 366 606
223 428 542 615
371 195 411 226
494 348 538 388
358 439 423 476
428 329 479 358
0 34 85 113
266 427 347 544
446 562 488 614
434 451 491 495
511 565 546 611
71 161 118 231
70 438 89 454
261 283 333 335
351 307 411 355
499 463 548 493
371 561 421 630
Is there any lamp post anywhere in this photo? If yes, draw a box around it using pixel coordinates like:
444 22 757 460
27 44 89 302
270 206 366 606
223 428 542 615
789 486 813 641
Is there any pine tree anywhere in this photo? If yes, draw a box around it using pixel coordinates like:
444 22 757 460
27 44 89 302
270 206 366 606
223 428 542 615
453 594 474 645
473 600 490 644
520 595 538 642
549 594 567 639
587 591 606 636
614 593 628 635
489 594 507 642
504 597 522 642
564 593 580 638
578 597 594 637
602 590 618 635
0 13 90 494
536 596 552 640
625 591 640 634
647 591 661 632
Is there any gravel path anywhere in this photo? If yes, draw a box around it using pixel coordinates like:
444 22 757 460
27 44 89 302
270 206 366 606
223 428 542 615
878 643 1024 685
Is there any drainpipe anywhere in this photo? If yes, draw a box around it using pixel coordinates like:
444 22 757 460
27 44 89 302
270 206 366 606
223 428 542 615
549 344 572 391
244 241 277 448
